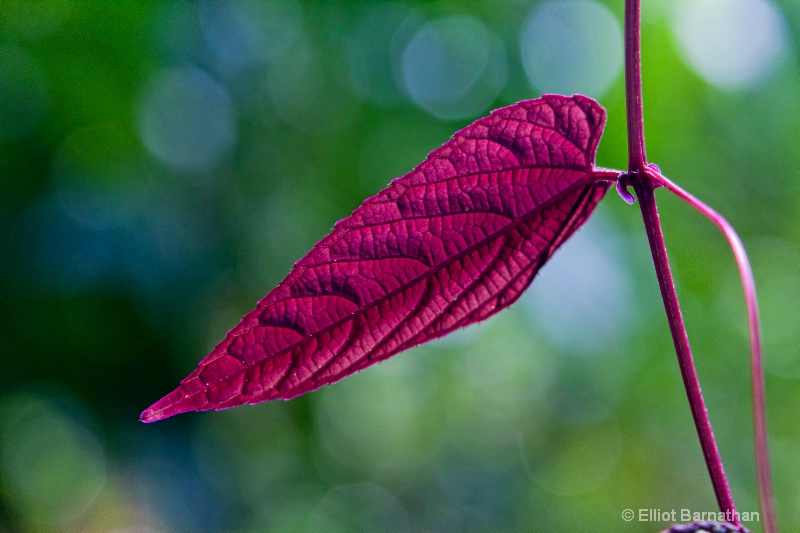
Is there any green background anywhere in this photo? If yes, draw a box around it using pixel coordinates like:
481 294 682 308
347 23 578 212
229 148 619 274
1 1 798 531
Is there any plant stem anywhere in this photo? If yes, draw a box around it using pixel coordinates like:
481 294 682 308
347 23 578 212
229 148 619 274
647 169 777 533
623 0 739 520
624 0 646 172
633 179 738 520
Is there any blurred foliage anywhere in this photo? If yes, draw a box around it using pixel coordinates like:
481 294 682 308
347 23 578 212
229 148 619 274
1 1 798 531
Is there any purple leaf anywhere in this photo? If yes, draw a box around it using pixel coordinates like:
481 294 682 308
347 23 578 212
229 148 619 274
142 94 611 422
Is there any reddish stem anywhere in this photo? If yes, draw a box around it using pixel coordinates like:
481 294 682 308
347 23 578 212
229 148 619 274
633 179 738 519
623 0 738 520
624 0 646 172
647 169 777 533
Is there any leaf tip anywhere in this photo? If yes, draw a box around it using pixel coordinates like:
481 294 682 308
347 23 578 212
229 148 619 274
140 399 173 423
140 386 203 423
139 407 161 424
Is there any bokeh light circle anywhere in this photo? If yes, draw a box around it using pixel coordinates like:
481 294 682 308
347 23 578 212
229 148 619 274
0 396 106 529
137 66 237 171
520 0 623 98
522 216 634 355
401 15 507 120
672 0 787 89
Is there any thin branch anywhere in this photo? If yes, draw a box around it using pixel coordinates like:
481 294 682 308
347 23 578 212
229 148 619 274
624 0 647 171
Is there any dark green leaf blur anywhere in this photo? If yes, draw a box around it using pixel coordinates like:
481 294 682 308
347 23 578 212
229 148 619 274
1 1 798 531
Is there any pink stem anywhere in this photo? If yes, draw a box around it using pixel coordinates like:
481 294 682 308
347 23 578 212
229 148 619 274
646 168 777 533
633 178 738 521
624 0 647 172
623 0 739 521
